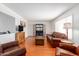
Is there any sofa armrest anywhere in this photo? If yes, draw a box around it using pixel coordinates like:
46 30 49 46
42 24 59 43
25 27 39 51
1 48 26 56
52 38 61 42
59 43 76 54
46 34 52 36
60 52 77 56
0 45 3 55
53 38 61 40
2 41 19 50
56 47 77 56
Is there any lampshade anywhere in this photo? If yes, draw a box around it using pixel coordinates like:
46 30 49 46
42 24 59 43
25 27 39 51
64 22 72 29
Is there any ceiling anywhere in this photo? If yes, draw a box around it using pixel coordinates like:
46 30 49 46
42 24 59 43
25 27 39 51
3 3 76 21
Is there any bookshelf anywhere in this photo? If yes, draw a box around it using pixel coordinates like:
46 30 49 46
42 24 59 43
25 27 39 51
35 24 44 36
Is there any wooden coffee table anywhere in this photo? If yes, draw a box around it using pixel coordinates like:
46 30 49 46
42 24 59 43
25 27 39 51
35 36 44 45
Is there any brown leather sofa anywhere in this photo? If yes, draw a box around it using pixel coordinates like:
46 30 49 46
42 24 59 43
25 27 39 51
46 32 68 48
56 44 79 56
0 41 26 56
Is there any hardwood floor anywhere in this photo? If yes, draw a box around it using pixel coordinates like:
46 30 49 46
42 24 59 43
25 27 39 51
24 36 56 56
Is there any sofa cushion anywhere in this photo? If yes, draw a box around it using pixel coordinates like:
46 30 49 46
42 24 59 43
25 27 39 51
52 32 67 39
1 48 26 56
2 41 18 50
4 46 19 53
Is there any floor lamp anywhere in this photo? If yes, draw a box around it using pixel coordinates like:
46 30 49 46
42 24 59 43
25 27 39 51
64 23 72 40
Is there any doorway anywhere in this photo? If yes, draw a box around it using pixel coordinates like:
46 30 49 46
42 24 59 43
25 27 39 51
33 24 45 36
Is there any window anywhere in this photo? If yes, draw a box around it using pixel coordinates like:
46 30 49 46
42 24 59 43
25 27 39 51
55 16 72 39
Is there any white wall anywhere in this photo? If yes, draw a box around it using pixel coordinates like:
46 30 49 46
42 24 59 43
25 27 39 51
0 3 29 44
52 4 79 44
0 3 23 29
0 12 15 33
51 20 55 32
0 3 29 37
55 16 72 39
23 19 28 37
0 4 22 19
0 4 24 44
27 20 52 36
